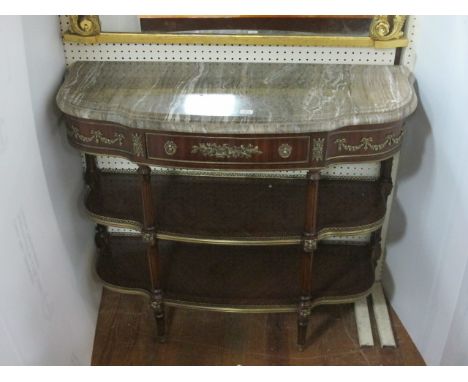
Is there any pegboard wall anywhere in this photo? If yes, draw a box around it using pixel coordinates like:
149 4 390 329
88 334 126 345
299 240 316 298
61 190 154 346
85 155 381 180
59 16 397 66
401 15 417 70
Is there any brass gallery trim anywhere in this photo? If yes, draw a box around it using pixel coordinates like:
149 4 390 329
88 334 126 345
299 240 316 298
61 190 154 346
86 203 385 245
79 148 394 178
63 32 408 49
157 220 385 244
142 156 310 166
91 164 379 181
99 281 375 314
78 148 324 172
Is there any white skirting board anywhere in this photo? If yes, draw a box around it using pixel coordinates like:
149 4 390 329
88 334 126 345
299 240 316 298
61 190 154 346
354 282 397 348
372 282 397 347
354 296 374 347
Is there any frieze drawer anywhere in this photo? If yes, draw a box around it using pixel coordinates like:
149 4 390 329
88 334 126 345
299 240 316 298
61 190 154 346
65 116 405 169
145 133 312 168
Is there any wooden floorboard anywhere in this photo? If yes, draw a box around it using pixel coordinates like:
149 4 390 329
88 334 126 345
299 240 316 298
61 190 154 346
91 288 425 366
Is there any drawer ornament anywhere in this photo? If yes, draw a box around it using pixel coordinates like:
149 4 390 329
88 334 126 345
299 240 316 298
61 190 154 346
191 142 263 159
312 138 325 162
132 133 145 157
164 140 178 156
335 131 404 153
68 125 125 146
278 143 293 159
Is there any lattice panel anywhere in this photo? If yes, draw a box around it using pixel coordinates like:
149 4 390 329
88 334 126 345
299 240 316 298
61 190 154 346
402 15 417 70
62 43 396 66
87 154 380 180
59 16 396 67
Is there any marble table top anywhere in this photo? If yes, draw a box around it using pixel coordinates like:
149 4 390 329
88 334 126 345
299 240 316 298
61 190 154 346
56 61 417 134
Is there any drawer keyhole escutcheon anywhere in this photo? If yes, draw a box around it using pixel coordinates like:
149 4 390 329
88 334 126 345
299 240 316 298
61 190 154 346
164 140 178 156
278 143 292 159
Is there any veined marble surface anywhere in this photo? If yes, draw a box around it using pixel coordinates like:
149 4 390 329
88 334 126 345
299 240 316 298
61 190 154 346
56 61 417 134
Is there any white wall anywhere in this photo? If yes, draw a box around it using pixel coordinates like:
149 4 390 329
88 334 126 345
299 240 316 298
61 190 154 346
384 16 468 365
99 15 141 32
0 16 99 365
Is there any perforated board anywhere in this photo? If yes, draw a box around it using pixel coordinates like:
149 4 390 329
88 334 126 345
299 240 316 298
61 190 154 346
402 15 417 70
59 16 396 67
88 155 381 180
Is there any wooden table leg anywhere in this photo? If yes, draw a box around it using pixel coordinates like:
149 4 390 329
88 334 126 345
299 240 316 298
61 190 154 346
95 224 110 255
138 165 166 343
297 171 320 351
380 157 394 200
84 153 99 190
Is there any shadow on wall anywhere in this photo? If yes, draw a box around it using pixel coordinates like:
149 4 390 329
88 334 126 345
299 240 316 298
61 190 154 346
383 82 433 300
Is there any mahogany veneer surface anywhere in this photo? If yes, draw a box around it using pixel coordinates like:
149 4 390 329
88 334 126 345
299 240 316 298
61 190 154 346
96 236 374 306
87 174 385 240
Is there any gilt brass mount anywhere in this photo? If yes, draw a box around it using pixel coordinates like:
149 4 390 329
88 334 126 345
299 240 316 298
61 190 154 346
69 15 101 36
191 142 263 159
68 125 124 146
278 143 292 159
164 140 178 156
63 15 408 49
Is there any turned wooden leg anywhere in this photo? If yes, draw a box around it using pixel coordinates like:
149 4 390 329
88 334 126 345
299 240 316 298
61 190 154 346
150 289 166 342
297 171 320 351
380 157 393 200
370 228 383 268
138 165 166 342
144 235 166 343
95 224 110 254
84 154 99 189
298 302 311 351
298 240 316 351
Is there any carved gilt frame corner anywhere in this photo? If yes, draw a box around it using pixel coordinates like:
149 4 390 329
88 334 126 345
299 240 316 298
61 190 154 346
63 15 408 48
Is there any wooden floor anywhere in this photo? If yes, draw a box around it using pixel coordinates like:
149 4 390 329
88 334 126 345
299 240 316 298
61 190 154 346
91 288 425 366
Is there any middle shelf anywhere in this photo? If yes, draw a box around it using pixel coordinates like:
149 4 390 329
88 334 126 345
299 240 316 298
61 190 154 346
97 236 375 311
86 173 387 245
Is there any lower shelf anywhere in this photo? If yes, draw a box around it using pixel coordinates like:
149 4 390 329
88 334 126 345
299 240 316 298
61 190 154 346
96 235 375 312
